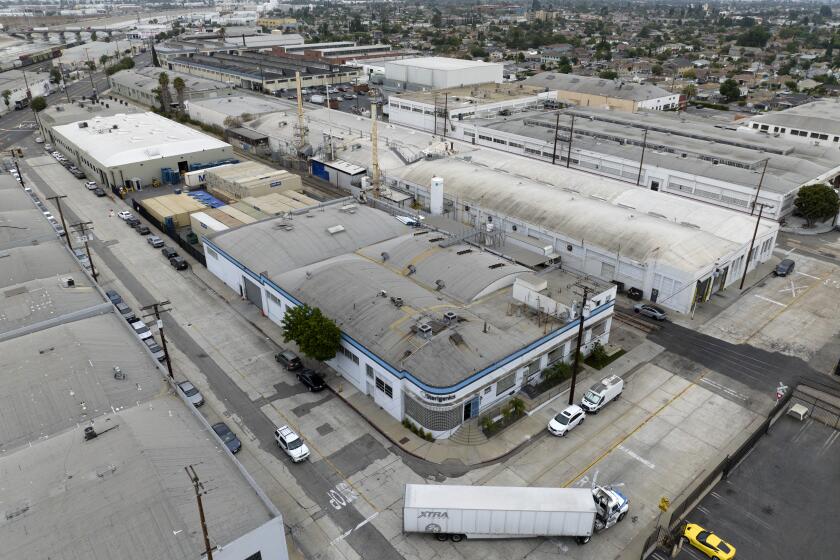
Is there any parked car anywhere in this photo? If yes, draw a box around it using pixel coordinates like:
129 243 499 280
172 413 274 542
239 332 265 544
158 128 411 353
126 217 141 228
274 425 309 462
117 210 133 220
147 235 165 248
177 380 204 407
69 167 86 178
212 422 242 454
143 338 166 361
34 136 44 143
169 256 188 270
85 181 98 190
633 303 667 321
547 404 586 437
275 350 302 371
136 225 151 235
115 302 136 322
161 246 178 259
129 320 153 340
93 187 106 197
297 368 326 392
773 258 795 277
682 523 736 560
626 287 643 301
105 290 122 305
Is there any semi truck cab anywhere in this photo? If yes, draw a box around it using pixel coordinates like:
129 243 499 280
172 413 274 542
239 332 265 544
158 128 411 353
593 486 630 531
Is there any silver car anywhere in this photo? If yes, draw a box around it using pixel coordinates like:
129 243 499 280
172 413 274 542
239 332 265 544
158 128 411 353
633 303 667 321
177 380 204 407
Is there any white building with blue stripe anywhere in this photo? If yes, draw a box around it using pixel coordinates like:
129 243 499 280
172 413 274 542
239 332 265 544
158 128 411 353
204 201 615 439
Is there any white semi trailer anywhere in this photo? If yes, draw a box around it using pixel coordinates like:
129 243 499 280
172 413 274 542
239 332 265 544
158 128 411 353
403 484 629 544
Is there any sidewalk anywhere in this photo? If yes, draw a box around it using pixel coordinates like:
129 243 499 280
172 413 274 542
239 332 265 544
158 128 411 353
189 263 663 467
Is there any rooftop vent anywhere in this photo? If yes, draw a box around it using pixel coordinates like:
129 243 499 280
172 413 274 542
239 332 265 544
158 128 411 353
406 264 417 275
61 277 75 288
391 296 403 307
381 251 389 262
327 225 345 235
428 236 444 243
456 248 473 255
340 203 357 213
443 310 457 323
435 279 446 291
488 263 505 269
417 323 433 339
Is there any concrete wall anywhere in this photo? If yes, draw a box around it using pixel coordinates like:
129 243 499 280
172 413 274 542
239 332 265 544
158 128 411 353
382 62 503 90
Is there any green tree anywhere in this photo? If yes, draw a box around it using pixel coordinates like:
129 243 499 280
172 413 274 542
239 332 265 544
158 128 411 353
470 46 489 59
736 26 771 48
681 68 696 80
682 83 697 99
282 304 342 361
432 8 442 28
2 89 11 111
91 31 98 41
599 69 618 79
785 80 798 92
151 42 160 67
651 64 664 76
172 76 186 111
719 78 741 101
49 67 62 84
157 71 172 112
557 56 572 73
794 184 840 227
99 54 110 67
820 5 833 18
30 96 47 112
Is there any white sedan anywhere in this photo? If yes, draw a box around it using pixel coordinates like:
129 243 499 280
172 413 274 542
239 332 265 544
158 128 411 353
547 404 586 436
117 211 134 220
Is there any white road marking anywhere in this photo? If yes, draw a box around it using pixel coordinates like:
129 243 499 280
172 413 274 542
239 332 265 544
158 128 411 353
754 294 786 307
700 378 749 401
681 545 706 560
709 491 774 530
617 445 655 469
796 270 820 280
696 506 711 516
354 512 379 531
778 283 808 296
818 430 840 457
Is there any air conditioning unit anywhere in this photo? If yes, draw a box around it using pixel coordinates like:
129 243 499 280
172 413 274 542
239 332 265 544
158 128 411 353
61 277 75 288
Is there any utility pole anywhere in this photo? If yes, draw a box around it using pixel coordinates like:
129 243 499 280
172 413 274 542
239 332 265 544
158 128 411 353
69 220 97 281
141 300 173 378
750 158 770 216
442 92 449 140
185 465 213 560
551 111 560 165
636 128 649 186
46 194 73 250
739 202 770 290
12 158 25 189
293 71 308 164
566 114 575 168
371 103 381 195
84 48 97 97
568 285 589 405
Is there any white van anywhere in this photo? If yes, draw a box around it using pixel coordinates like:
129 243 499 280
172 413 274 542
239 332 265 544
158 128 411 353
580 375 623 413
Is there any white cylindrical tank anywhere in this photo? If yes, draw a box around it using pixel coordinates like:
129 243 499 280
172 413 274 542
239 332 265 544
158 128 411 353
430 176 444 215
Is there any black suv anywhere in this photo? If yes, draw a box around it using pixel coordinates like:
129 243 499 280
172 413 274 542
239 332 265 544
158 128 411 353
275 350 302 371
297 368 326 392
170 256 188 270
161 246 178 259
136 225 151 235
115 302 136 322
126 217 141 228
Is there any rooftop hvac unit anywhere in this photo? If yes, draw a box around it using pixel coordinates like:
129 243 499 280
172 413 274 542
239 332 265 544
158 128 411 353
327 225 345 235
78 121 89 128
61 277 75 288
435 279 446 290
443 311 457 324
417 323 433 339
391 296 403 307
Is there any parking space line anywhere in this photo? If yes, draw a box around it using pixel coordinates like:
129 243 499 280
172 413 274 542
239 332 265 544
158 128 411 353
709 491 774 530
753 294 786 307
700 378 749 401
795 270 820 280
681 546 706 560
818 430 840 457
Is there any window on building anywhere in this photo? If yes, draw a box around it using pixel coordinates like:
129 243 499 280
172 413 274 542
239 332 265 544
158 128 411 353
527 359 541 375
811 132 820 138
496 372 516 394
266 291 282 305
375 377 393 398
547 346 564 364
366 364 374 378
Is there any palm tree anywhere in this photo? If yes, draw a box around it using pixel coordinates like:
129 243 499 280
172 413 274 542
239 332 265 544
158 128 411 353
2 90 11 112
157 72 172 113
172 77 186 112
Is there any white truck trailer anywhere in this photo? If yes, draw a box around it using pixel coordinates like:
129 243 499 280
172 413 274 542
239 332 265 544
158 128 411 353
403 484 629 544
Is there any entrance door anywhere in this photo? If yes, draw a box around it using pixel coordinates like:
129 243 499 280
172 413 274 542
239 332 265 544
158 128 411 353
650 180 660 191
242 276 262 308
177 160 189 175
463 396 480 421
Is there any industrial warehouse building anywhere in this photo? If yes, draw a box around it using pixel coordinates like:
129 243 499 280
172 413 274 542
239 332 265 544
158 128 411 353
250 108 779 315
524 72 682 112
380 56 504 90
738 100 840 147
48 111 233 190
108 67 236 108
445 107 840 221
204 201 616 438
204 160 303 200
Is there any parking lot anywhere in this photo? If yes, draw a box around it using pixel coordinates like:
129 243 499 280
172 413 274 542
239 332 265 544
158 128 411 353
657 410 840 560
697 251 840 375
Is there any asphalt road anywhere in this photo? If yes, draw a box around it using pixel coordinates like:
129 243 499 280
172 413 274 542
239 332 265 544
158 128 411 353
18 137 404 560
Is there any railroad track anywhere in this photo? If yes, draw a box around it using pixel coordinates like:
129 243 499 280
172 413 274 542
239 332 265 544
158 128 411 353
613 310 663 334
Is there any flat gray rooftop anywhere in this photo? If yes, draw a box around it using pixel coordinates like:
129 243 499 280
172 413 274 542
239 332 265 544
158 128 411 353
0 313 166 450
749 99 840 136
524 72 672 102
0 392 273 560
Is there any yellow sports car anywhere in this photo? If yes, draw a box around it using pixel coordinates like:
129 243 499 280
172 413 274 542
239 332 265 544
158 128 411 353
683 523 736 559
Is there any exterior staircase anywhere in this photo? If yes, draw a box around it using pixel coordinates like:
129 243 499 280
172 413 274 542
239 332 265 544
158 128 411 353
448 418 488 446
